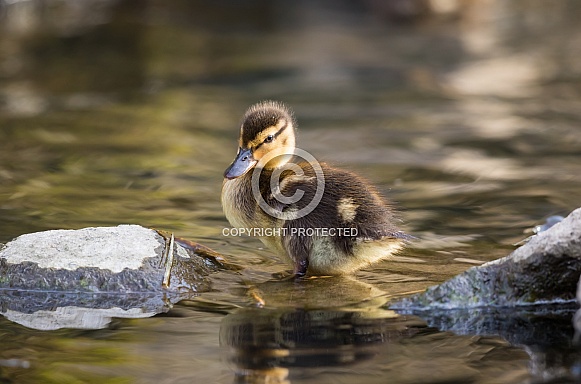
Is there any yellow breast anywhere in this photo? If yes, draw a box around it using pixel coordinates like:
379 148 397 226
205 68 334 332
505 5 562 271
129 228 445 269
221 176 290 261
221 177 252 229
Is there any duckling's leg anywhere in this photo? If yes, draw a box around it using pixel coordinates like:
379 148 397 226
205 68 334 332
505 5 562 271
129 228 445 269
286 233 312 278
294 258 309 278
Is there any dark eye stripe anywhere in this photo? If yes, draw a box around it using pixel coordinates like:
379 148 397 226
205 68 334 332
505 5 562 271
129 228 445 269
273 121 288 139
253 122 288 151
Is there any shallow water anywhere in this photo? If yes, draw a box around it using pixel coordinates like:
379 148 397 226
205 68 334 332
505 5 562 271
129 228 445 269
1 1 581 383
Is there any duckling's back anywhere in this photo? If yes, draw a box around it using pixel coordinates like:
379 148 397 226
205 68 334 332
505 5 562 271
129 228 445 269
265 162 407 275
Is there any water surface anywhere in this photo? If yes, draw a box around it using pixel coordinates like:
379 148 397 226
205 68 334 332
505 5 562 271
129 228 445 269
1 1 581 383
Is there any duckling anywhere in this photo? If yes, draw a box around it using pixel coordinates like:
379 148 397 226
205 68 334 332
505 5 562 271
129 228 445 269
222 101 408 277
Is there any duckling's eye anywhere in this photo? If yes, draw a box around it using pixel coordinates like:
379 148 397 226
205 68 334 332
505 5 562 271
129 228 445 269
264 135 274 143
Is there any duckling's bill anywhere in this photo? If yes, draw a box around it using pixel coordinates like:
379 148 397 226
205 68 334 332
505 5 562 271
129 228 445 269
224 147 257 179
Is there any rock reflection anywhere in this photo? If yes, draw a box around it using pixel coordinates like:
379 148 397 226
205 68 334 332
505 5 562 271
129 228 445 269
406 305 581 383
0 290 174 330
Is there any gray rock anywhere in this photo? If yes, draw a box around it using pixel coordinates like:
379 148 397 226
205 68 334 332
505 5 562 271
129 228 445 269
393 207 581 310
389 209 581 382
0 225 220 329
1 225 162 273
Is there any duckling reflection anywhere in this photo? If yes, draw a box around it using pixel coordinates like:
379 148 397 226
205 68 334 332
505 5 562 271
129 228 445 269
219 277 423 382
244 275 390 309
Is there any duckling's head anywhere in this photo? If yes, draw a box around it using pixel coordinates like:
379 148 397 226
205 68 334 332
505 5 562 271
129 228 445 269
224 101 296 180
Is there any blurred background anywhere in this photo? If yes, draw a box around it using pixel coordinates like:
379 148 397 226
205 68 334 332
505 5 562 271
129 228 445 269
1 1 581 383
